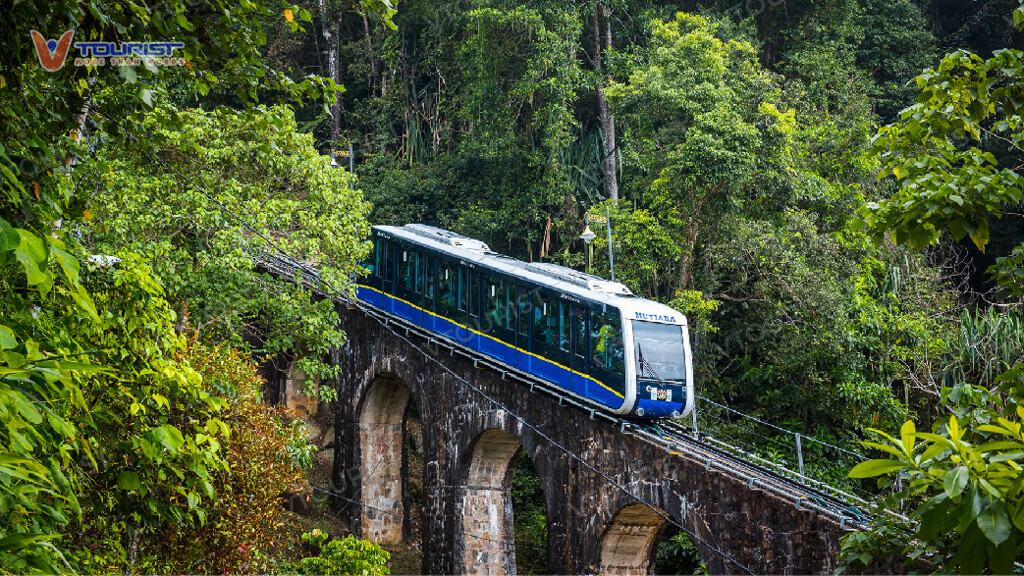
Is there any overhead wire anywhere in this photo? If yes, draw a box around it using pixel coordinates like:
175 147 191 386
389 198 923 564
697 394 867 460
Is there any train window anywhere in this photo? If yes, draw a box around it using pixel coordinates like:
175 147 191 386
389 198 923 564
423 255 434 300
503 282 512 329
484 275 502 330
559 301 570 351
632 320 686 382
399 248 418 292
591 310 625 377
574 307 588 358
534 293 557 347
438 260 457 311
362 239 377 276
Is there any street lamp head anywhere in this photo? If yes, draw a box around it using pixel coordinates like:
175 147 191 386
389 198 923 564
580 225 596 244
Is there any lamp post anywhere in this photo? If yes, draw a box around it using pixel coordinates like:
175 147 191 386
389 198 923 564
580 222 597 273
581 208 615 280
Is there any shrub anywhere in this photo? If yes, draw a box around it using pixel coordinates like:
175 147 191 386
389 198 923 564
286 529 390 575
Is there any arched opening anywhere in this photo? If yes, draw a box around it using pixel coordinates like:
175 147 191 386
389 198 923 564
599 503 670 575
358 373 411 545
511 451 548 575
654 524 707 575
461 429 523 576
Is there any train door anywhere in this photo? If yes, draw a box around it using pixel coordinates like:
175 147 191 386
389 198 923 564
589 307 626 409
571 304 589 396
464 267 481 350
531 292 571 389
435 258 463 342
481 274 515 364
393 244 422 324
452 266 470 345
381 239 393 300
514 285 531 372
422 253 435 331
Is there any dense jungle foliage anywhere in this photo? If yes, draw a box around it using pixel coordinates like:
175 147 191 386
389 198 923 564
1 0 1023 573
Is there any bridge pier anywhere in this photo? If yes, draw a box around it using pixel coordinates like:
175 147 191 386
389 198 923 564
457 429 522 575
330 305 846 574
357 374 410 544
598 503 669 575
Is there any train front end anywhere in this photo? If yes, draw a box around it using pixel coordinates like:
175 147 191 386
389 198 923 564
623 304 694 419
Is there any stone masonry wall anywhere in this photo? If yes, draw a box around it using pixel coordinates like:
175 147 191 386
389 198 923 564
330 305 847 575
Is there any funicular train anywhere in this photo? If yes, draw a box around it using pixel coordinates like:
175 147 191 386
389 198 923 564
357 224 693 418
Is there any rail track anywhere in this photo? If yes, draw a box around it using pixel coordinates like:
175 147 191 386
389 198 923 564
256 252 875 531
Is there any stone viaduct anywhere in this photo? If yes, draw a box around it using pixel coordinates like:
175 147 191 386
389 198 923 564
307 304 850 575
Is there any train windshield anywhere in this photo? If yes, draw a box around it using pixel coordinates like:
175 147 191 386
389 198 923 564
631 321 685 382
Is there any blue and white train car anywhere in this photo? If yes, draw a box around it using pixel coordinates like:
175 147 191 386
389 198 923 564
357 224 694 419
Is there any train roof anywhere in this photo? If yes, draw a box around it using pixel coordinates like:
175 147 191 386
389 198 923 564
373 224 687 325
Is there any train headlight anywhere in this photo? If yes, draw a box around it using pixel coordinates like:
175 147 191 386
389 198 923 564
671 410 681 418
636 407 645 417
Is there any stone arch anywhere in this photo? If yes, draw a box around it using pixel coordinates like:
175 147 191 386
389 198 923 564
599 503 671 575
357 372 411 544
459 428 524 575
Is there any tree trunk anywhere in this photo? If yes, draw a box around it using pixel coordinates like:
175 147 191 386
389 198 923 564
680 223 699 290
320 0 343 152
123 524 139 576
360 8 380 97
593 4 618 201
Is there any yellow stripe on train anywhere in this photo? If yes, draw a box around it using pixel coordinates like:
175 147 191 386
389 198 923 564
357 284 624 399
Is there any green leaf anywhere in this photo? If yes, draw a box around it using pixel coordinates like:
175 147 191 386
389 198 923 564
37 359 107 373
849 459 907 478
920 440 950 463
46 239 80 285
175 13 195 31
118 471 141 491
12 393 43 425
0 218 18 251
977 441 1024 453
943 466 969 498
14 229 48 286
151 393 169 410
0 325 16 349
977 503 1011 545
899 420 917 451
0 532 54 553
916 494 950 541
71 284 99 321
859 440 911 460
150 424 185 452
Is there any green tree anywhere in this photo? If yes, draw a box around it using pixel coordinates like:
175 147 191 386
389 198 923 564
80 101 370 398
0 0 382 567
853 14 1024 296
67 256 232 573
841 4 1024 571
842 412 1024 573
64 343 317 574
608 12 764 290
